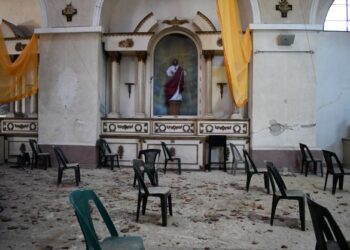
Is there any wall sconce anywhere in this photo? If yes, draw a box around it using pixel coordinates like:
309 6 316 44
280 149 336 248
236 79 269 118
217 82 227 99
125 82 135 98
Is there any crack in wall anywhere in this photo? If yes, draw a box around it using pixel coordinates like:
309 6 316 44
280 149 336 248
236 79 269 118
252 120 316 136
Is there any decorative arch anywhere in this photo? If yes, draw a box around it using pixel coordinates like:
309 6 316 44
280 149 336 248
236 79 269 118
249 0 261 24
311 0 335 25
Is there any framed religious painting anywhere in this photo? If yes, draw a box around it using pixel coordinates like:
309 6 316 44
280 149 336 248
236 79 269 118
153 33 198 116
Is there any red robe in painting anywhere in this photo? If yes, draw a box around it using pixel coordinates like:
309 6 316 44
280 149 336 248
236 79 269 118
165 66 185 105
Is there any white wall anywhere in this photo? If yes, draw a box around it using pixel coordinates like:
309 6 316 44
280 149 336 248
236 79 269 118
38 33 101 146
315 32 350 158
251 30 318 149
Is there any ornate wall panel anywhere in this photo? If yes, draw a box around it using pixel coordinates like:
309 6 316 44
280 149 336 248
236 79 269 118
1 119 38 134
198 120 249 137
153 120 196 136
102 120 150 135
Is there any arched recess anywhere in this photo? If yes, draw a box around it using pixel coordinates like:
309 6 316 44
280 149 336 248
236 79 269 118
239 0 257 26
148 28 202 117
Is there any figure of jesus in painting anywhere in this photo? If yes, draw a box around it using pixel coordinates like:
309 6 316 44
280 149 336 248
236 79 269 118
164 59 185 106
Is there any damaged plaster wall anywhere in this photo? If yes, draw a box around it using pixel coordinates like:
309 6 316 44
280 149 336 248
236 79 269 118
251 30 318 149
316 32 350 159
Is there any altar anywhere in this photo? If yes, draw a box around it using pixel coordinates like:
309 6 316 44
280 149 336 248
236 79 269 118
98 11 250 169
0 4 250 169
100 118 249 170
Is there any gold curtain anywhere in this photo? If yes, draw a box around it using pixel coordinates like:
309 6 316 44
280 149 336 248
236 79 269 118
0 28 39 104
217 0 252 107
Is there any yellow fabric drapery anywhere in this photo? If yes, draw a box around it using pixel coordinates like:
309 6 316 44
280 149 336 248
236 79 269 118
217 0 252 107
0 27 39 104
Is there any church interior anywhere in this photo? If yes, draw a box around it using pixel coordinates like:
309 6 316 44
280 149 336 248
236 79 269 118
0 0 350 249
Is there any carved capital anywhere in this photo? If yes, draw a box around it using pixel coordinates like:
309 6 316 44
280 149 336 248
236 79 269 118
203 50 215 61
110 52 121 63
136 51 147 62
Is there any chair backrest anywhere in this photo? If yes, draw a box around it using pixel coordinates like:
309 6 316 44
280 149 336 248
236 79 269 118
69 189 119 250
161 142 173 160
299 143 315 162
229 143 244 163
243 149 258 173
133 159 149 195
138 149 160 168
306 194 350 250
266 162 287 197
53 145 69 169
207 135 227 147
97 139 112 156
323 150 344 174
29 139 39 156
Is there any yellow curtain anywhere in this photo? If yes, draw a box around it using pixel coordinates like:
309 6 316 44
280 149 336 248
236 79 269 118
0 27 39 104
217 0 252 107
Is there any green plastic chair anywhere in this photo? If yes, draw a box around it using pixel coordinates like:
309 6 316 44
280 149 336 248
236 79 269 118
69 189 144 250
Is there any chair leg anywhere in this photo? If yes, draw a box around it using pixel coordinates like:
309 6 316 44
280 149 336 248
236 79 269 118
313 161 317 175
133 174 137 187
305 162 309 177
332 175 338 195
270 196 279 226
154 171 159 186
45 156 48 170
136 194 142 222
223 148 227 172
246 173 252 192
75 169 79 186
30 156 34 170
324 172 328 191
48 156 52 168
57 169 62 186
110 157 114 170
177 159 181 175
142 196 148 215
116 155 120 168
168 194 172 216
34 157 38 169
164 160 168 174
339 175 344 190
300 161 304 174
319 162 323 177
232 161 236 175
160 196 167 226
208 147 212 172
263 173 270 194
298 198 305 231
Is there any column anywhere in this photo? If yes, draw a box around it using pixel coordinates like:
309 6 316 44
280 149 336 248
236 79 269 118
203 51 214 117
8 102 15 117
231 103 245 119
14 83 20 113
21 78 26 114
28 93 38 117
108 52 121 118
135 52 147 118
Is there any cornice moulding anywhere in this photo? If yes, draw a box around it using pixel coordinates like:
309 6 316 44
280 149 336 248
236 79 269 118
34 26 103 34
249 24 323 31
